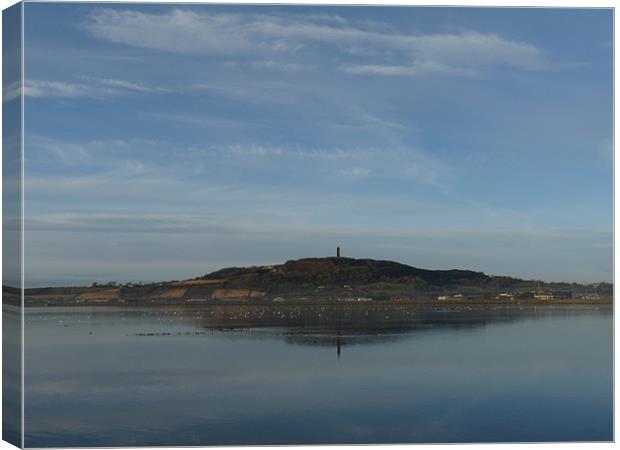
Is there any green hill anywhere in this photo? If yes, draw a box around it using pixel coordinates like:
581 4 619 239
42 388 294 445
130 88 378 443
204 257 492 288
18 256 611 306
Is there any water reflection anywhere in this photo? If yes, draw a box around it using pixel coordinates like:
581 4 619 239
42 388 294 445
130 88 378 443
127 303 610 358
23 304 613 446
3 305 22 446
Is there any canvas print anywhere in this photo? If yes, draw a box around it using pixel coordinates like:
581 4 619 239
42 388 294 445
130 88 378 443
2 2 614 447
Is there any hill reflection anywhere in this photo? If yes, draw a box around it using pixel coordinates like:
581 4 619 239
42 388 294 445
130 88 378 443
188 303 610 356
41 302 608 358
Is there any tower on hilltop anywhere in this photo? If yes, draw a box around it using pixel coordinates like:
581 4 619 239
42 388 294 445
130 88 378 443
337 246 341 258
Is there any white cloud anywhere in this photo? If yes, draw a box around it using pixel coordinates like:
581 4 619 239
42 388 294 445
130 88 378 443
222 144 354 160
341 62 479 77
3 81 22 102
154 112 249 129
25 80 100 98
22 77 170 99
84 76 167 93
26 134 450 192
82 8 554 77
218 144 447 185
27 135 167 167
83 8 257 54
250 60 310 72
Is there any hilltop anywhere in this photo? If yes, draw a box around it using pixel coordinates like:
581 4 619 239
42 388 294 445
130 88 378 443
203 257 492 288
15 256 612 306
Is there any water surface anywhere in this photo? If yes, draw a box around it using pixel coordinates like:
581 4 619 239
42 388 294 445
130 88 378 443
23 304 612 446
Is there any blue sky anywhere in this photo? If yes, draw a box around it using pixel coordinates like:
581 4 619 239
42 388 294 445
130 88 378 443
18 4 612 286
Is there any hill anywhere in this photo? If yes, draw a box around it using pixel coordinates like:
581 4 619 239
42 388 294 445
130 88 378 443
18 256 611 306
204 257 493 288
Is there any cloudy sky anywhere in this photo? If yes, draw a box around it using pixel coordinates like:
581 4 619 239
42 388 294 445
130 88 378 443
20 4 612 286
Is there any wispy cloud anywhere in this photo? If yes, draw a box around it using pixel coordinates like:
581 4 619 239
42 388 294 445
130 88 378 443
341 62 479 77
27 135 167 167
25 211 611 243
153 112 250 129
27 133 449 191
86 77 166 93
24 80 105 99
82 8 556 77
3 81 22 102
222 144 357 160
250 60 310 72
21 77 170 99
218 144 448 186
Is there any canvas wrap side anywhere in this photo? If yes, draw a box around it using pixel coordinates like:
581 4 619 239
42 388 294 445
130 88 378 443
3 2 23 448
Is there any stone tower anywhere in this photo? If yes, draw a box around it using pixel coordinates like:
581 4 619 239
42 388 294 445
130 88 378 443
337 246 341 258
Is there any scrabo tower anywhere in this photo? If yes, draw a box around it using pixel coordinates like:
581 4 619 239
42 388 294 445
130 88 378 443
337 246 341 258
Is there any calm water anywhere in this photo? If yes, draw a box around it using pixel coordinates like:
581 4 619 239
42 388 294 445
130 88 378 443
20 304 612 446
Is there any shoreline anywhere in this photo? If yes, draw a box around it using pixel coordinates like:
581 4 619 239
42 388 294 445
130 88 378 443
6 298 613 308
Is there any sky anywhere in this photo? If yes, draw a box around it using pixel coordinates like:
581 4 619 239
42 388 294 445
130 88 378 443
16 4 613 286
